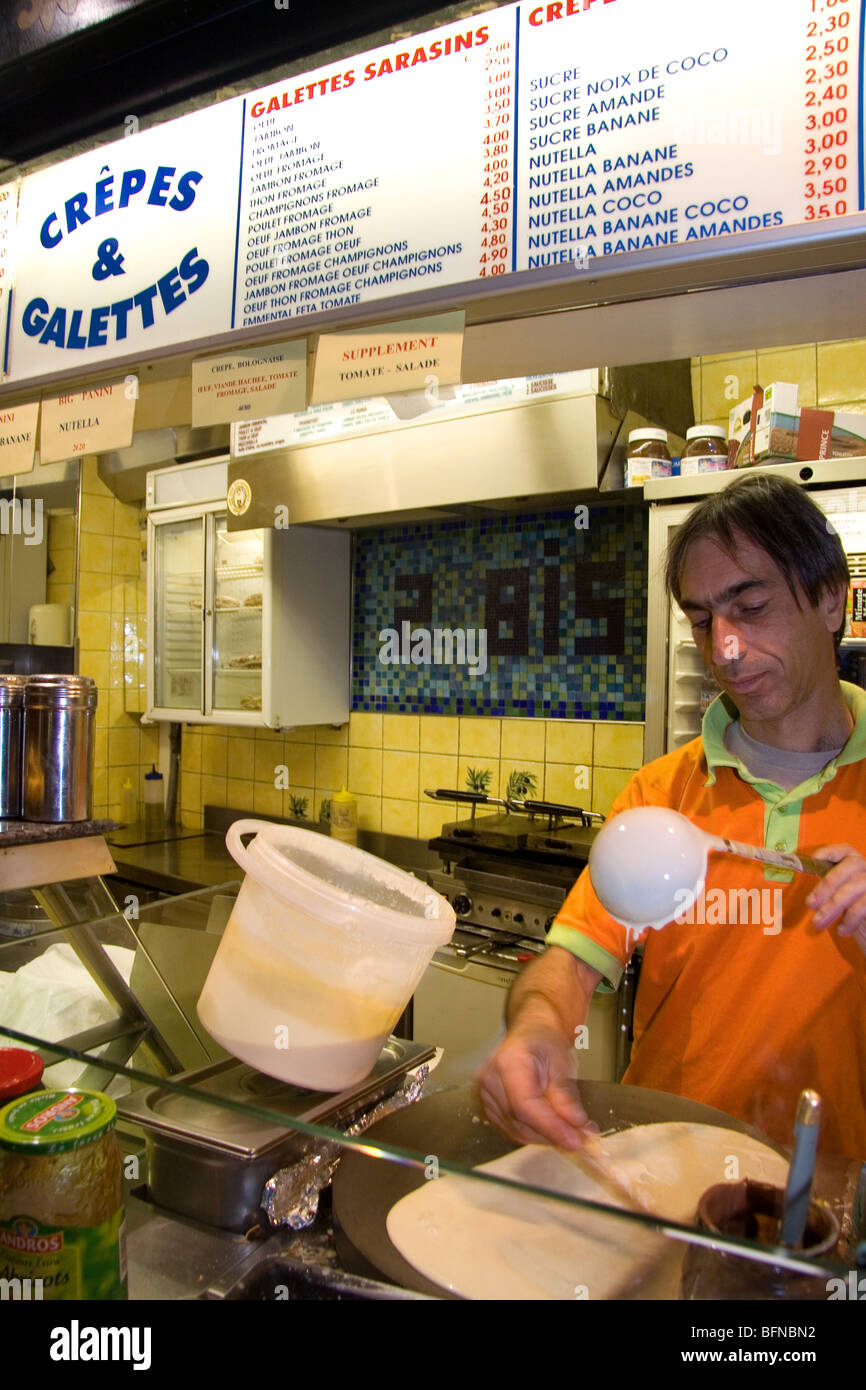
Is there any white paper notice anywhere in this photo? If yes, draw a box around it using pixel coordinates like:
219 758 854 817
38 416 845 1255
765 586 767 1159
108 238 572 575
311 311 464 404
0 400 39 477
191 340 307 427
40 380 137 464
231 395 397 456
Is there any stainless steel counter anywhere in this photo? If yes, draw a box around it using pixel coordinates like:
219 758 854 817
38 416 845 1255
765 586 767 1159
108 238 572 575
108 831 241 895
106 818 441 895
121 1142 431 1300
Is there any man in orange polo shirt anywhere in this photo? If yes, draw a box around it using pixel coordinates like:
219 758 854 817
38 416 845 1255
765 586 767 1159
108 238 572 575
480 474 866 1159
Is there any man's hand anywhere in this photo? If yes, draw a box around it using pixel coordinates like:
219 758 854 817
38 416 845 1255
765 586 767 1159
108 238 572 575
479 1023 592 1151
806 844 866 955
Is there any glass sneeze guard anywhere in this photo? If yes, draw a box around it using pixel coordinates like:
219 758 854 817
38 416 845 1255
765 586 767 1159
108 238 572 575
1 883 862 1304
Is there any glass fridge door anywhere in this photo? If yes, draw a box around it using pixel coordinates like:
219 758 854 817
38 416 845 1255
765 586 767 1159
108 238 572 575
210 516 265 716
153 515 205 712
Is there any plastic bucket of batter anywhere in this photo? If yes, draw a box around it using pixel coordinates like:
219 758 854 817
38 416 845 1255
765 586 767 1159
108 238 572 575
197 819 455 1091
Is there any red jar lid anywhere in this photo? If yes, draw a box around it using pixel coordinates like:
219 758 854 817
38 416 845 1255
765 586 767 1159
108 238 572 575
0 1048 44 1102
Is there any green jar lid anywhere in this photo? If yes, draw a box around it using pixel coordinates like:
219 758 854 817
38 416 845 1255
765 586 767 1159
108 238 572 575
0 1089 116 1154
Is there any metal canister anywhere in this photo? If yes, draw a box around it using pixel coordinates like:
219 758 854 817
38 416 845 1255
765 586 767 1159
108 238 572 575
0 675 27 819
22 675 98 823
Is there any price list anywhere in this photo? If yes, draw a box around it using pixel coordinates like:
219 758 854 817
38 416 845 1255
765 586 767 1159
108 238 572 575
234 7 517 333
802 0 860 220
513 0 864 270
478 18 517 279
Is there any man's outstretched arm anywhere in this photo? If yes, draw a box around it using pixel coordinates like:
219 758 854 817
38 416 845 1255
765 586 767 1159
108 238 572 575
479 945 603 1150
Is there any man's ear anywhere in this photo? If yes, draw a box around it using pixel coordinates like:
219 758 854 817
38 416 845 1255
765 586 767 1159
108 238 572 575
821 581 848 635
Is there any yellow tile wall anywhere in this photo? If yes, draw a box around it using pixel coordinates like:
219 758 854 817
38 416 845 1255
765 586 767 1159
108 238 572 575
75 458 155 821
691 336 866 432
75 333 866 833
177 713 646 835
45 510 75 610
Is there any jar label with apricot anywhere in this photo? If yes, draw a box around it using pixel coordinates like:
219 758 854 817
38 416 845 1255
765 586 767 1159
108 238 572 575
0 1209 126 1300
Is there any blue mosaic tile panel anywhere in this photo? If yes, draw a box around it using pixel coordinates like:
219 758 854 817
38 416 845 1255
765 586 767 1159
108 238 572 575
352 505 647 720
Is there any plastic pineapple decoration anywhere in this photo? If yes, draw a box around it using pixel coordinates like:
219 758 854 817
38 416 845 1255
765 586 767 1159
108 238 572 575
288 794 309 820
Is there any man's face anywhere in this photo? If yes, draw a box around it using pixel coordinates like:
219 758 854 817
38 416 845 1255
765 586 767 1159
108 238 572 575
677 530 845 727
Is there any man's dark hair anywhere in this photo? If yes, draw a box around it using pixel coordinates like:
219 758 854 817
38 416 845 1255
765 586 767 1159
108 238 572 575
665 474 850 647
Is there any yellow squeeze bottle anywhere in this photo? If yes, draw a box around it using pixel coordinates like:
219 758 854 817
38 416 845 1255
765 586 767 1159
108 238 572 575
329 786 358 845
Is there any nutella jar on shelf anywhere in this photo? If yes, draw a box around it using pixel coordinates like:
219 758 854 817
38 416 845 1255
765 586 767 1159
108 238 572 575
625 428 672 486
681 424 728 476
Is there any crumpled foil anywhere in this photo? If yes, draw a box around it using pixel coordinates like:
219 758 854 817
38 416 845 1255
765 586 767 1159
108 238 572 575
261 1061 432 1230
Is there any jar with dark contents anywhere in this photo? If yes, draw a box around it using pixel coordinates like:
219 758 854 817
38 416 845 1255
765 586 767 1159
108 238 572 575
626 428 671 486
681 424 728 475
0 1089 126 1300
681 1179 839 1300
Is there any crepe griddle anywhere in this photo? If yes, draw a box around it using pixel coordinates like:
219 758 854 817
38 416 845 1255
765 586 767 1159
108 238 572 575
332 1080 784 1299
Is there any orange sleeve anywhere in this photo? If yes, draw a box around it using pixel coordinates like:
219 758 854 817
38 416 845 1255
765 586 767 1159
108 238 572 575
546 771 651 991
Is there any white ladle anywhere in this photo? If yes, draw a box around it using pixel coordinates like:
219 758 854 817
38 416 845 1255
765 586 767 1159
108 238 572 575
588 807 833 932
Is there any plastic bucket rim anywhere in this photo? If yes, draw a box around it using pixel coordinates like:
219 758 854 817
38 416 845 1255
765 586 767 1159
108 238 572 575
226 820 455 945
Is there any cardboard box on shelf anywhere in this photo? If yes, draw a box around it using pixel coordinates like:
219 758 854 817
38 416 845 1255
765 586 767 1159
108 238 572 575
755 382 866 462
727 387 763 468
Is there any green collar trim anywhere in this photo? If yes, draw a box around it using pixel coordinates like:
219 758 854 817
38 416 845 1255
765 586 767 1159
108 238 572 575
702 681 866 793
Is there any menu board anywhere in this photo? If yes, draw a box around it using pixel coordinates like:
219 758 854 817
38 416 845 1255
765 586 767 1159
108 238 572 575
235 11 511 329
0 182 16 372
514 0 861 266
3 0 864 382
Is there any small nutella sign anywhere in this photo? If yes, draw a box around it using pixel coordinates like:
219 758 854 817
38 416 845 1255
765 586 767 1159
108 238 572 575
311 312 464 404
40 379 137 464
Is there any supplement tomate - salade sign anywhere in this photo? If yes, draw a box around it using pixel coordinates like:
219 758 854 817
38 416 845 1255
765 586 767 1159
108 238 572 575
1 0 863 382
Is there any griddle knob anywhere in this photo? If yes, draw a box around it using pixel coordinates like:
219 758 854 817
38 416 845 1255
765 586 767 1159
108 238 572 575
451 893 472 917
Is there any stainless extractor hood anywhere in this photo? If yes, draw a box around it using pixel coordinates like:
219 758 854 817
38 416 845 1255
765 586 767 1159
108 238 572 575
95 362 692 523
98 425 229 503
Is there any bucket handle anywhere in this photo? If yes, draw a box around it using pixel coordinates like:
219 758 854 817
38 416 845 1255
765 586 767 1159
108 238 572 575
225 818 277 878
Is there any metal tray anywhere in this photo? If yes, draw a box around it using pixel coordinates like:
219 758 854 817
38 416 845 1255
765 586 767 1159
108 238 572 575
117 1038 435 1232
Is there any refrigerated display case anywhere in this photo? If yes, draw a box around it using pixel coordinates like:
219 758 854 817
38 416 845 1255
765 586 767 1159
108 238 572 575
146 460 351 728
